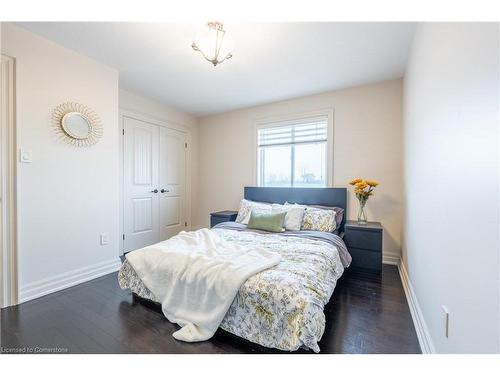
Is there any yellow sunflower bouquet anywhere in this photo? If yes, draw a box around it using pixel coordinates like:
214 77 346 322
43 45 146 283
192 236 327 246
349 178 379 224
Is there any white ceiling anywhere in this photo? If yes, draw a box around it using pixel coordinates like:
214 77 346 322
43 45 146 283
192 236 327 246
18 22 415 116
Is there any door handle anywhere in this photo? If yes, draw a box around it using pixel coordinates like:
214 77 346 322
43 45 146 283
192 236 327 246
150 189 159 193
161 189 170 193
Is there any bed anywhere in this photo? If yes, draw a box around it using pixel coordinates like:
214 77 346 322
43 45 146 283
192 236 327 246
118 187 350 353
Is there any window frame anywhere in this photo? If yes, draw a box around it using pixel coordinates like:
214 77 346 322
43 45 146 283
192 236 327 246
254 109 334 188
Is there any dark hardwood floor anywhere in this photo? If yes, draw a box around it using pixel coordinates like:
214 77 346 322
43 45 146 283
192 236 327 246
1 265 421 354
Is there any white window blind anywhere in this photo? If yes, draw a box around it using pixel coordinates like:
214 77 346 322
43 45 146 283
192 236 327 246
257 115 329 188
257 117 328 147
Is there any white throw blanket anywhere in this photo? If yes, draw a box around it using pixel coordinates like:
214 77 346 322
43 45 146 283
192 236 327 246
126 228 281 342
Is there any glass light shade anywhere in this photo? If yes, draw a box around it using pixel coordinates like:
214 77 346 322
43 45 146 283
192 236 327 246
192 22 234 66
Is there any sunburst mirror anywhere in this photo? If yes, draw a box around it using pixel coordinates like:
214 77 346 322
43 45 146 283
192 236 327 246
52 102 103 147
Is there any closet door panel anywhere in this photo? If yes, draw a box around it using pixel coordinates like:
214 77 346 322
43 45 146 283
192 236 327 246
123 117 160 252
159 127 186 240
163 196 181 227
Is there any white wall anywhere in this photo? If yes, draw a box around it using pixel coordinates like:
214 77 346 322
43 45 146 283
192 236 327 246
119 89 198 128
403 23 499 353
196 79 403 260
1 24 121 302
118 89 200 236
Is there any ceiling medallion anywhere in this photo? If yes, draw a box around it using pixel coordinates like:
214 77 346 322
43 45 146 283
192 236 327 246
192 22 234 67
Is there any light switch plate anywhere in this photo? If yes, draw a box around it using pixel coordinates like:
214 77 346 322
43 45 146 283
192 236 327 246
100 233 109 245
20 149 32 163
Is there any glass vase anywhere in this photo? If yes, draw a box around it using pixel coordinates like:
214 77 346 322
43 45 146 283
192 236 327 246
357 200 368 225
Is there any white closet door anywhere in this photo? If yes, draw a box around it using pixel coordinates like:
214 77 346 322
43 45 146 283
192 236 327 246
159 127 186 240
123 117 160 252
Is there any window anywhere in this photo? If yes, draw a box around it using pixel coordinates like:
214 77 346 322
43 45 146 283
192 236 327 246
257 115 329 187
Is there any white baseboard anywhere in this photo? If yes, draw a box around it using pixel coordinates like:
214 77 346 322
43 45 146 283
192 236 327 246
398 260 436 354
19 258 122 304
382 251 401 265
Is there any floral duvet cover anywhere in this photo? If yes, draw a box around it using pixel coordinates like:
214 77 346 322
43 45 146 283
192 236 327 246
118 224 348 352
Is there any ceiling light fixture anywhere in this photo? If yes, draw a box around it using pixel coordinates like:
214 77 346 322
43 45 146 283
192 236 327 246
192 22 234 67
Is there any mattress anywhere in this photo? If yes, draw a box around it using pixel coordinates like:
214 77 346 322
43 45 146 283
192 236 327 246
118 223 348 352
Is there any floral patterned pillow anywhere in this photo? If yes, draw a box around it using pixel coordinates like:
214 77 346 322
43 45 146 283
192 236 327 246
235 199 272 224
301 207 337 232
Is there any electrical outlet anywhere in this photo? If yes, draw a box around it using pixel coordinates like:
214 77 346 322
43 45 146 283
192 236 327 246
100 233 109 245
442 305 450 338
20 148 33 163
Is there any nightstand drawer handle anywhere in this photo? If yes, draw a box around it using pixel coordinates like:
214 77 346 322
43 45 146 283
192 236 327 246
161 189 169 193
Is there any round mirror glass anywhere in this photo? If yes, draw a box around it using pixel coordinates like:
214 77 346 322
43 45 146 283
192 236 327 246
61 112 91 139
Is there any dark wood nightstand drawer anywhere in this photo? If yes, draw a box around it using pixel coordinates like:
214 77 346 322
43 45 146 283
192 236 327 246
344 221 383 272
344 229 382 251
349 247 382 271
210 215 229 227
210 211 238 228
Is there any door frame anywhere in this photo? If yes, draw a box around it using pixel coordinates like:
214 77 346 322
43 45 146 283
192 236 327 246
119 109 193 256
1 54 18 308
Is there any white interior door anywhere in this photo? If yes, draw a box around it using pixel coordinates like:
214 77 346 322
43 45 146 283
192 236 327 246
0 56 5 307
159 127 186 240
1 54 17 307
123 117 160 252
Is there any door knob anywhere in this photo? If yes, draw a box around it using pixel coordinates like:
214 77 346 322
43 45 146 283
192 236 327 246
161 189 170 193
150 189 158 193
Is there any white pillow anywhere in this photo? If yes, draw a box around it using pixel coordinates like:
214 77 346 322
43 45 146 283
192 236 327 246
271 204 305 231
235 199 273 225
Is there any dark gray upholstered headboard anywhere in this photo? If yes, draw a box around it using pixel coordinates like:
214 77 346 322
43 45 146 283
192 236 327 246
244 187 347 233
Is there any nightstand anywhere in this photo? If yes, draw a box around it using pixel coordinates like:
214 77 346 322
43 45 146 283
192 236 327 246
210 210 238 228
344 220 383 272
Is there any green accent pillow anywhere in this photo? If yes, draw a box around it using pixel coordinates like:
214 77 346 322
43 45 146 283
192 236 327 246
247 211 286 233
